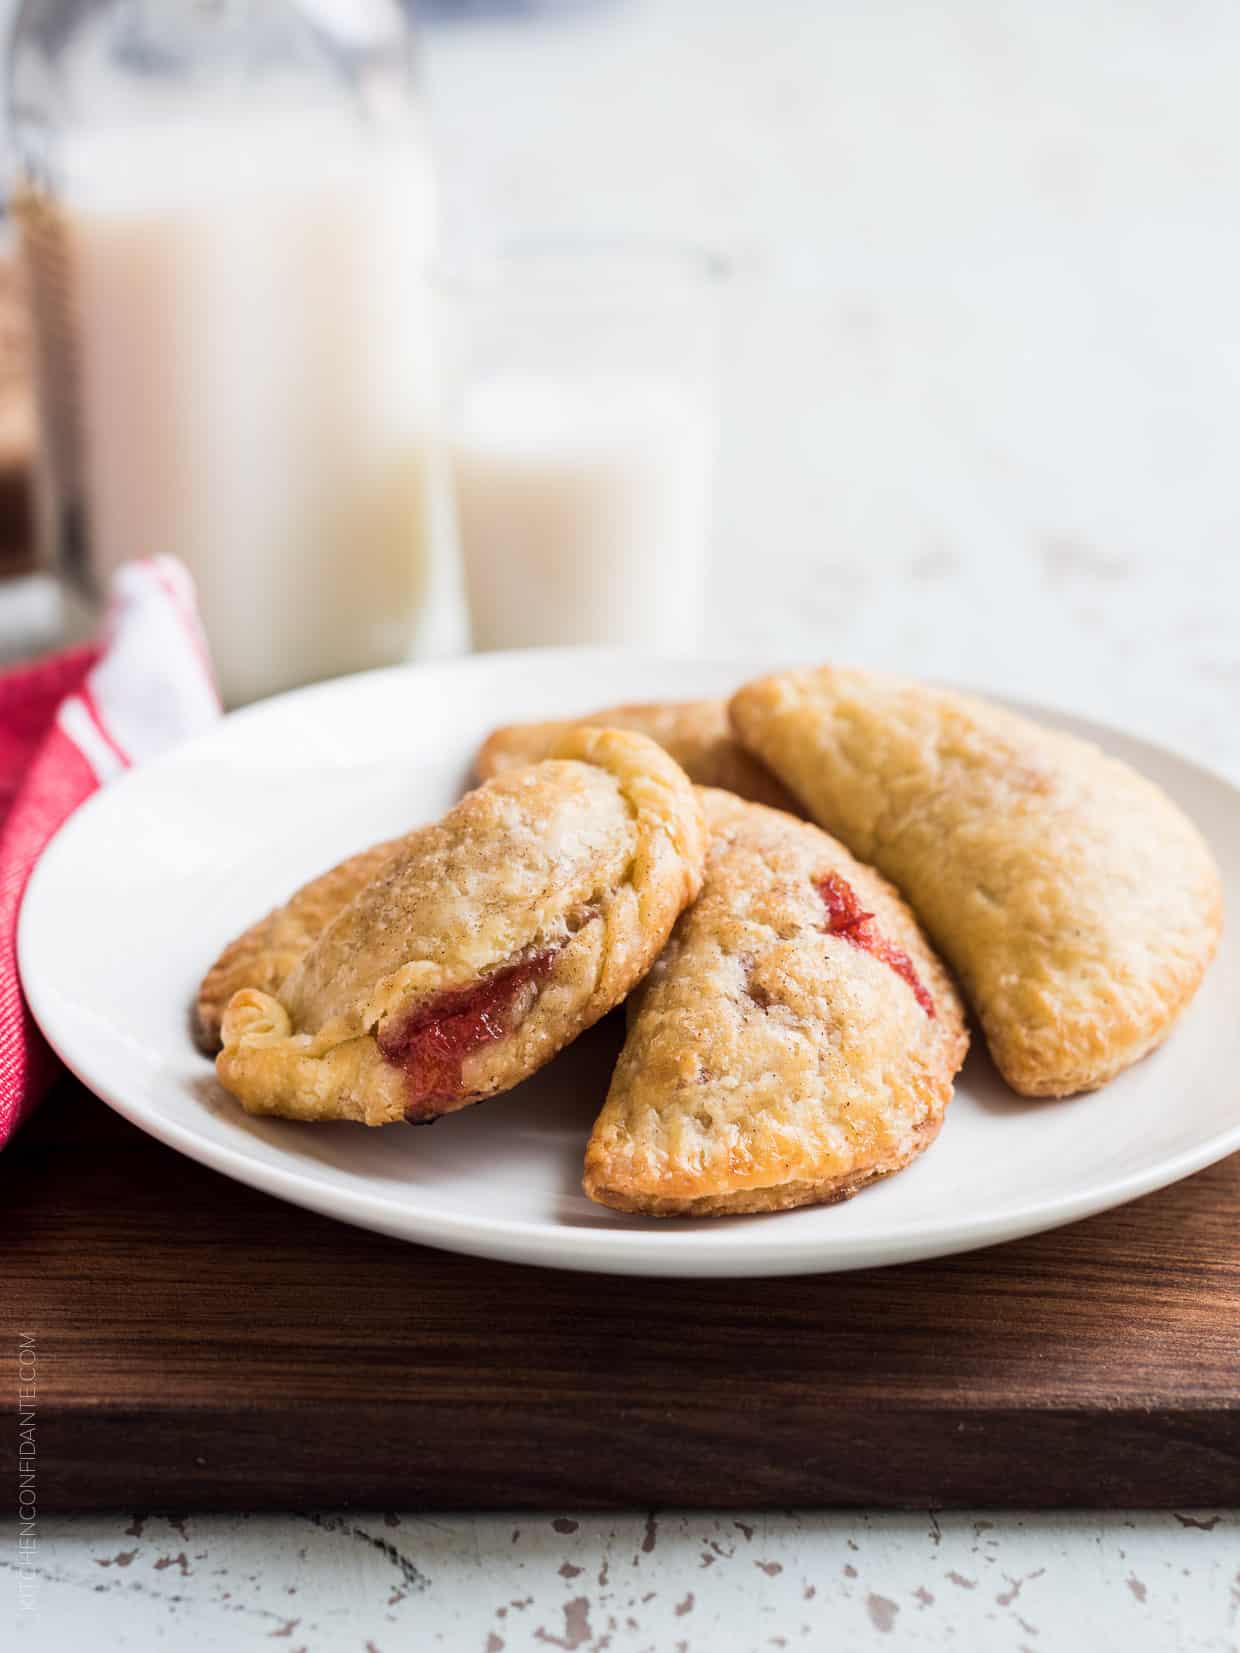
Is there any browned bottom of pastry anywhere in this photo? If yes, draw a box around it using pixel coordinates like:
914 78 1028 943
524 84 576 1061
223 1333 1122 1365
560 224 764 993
584 1115 944 1217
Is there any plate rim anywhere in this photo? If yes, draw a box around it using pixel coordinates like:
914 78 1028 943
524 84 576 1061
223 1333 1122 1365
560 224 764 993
19 647 1240 1277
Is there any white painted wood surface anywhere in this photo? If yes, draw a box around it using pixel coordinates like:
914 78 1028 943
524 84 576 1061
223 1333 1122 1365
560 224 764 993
14 1511 1240 1650
10 1 1240 1646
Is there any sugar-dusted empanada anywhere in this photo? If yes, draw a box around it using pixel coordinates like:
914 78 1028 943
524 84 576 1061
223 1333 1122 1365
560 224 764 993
731 665 1223 1098
583 790 968 1216
217 728 707 1126
476 699 801 813
194 837 404 1054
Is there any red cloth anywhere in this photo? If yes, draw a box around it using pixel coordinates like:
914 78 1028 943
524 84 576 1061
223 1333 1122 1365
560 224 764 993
0 558 219 1147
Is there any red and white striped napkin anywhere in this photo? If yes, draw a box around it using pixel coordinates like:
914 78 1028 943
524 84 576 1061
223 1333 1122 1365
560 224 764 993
0 557 219 1147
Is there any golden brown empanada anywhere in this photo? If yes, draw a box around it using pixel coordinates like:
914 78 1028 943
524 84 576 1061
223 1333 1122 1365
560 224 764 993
731 665 1223 1097
194 837 405 1054
583 789 968 1216
476 699 801 813
216 728 707 1126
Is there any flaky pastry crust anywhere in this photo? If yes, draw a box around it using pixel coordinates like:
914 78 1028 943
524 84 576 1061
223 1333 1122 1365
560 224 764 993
476 699 801 813
583 790 968 1215
216 729 706 1126
194 838 404 1054
730 665 1223 1097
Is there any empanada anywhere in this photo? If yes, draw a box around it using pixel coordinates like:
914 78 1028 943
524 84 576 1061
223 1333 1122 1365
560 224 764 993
194 837 404 1054
216 728 707 1126
731 665 1223 1097
583 790 968 1215
476 699 801 813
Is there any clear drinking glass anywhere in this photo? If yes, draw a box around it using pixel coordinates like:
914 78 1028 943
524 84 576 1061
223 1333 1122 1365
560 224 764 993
441 239 723 654
7 0 442 706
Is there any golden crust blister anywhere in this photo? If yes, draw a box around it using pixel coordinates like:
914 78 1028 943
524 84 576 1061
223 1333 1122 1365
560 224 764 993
476 699 802 814
730 665 1223 1098
215 728 707 1127
583 790 969 1216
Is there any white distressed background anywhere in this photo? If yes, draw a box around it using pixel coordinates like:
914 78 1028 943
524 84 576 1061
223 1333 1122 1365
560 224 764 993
11 1509 1240 1650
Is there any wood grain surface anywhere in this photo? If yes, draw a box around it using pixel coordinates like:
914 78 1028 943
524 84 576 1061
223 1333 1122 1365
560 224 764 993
4 1081 1238 1512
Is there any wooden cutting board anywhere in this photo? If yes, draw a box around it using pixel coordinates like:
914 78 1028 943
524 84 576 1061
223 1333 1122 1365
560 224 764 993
6 1079 1239 1512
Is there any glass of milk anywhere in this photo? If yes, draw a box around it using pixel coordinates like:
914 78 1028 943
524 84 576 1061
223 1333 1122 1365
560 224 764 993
442 241 722 654
8 0 448 706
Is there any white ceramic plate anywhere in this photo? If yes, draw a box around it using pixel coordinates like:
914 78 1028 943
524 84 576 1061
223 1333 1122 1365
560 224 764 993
20 649 1240 1277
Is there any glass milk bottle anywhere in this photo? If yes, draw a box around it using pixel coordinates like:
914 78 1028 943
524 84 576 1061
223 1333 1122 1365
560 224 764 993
7 0 443 705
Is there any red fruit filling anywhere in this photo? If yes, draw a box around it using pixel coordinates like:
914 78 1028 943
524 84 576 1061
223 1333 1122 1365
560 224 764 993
380 949 558 1119
814 872 936 1018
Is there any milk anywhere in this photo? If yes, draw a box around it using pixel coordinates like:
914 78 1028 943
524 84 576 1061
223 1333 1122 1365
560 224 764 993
18 109 440 705
451 375 713 652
